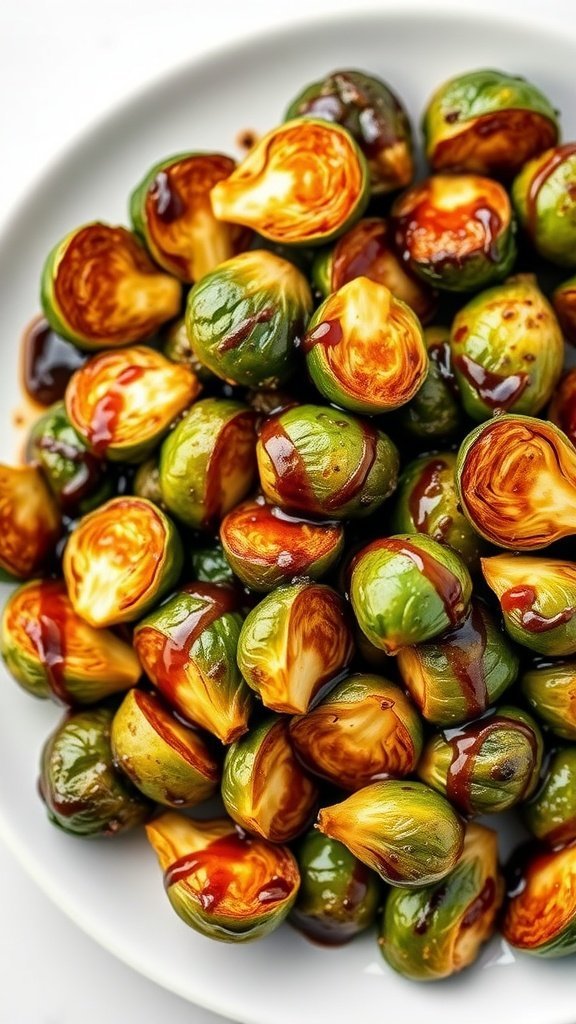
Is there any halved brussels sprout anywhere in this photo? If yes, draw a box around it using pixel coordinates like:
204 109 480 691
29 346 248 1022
130 151 252 282
210 119 369 246
134 583 252 744
456 415 576 549
380 823 503 980
39 706 151 836
65 346 199 462
289 674 423 791
237 581 354 714
111 688 219 807
350 535 472 654
553 275 576 345
291 830 381 945
162 315 217 384
220 497 344 592
133 458 164 507
549 368 576 446
513 144 576 266
396 326 463 441
186 250 312 387
1 579 141 704
146 812 300 942
41 223 182 350
483 554 576 656
524 746 576 847
397 600 519 727
159 398 257 529
502 842 576 957
63 497 183 627
521 660 576 740
190 543 235 585
317 780 464 887
423 69 559 177
256 404 399 520
27 402 111 514
391 175 516 292
450 276 563 421
0 465 61 580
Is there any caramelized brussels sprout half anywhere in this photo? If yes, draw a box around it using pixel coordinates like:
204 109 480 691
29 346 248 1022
483 555 576 656
190 543 235 585
41 223 182 350
396 326 462 441
502 842 576 957
524 746 576 846
380 823 503 980
513 145 576 267
210 119 369 246
549 368 576 446
27 402 111 514
0 464 61 580
162 315 217 383
553 275 576 345
146 812 300 942
521 660 576 740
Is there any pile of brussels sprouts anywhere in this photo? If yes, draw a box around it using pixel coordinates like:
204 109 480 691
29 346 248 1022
4 65 576 982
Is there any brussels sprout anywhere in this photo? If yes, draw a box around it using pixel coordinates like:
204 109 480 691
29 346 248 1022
549 368 576 446
450 276 563 421
396 325 463 441
162 316 217 383
350 535 472 654
317 780 464 887
111 688 219 807
186 250 312 387
391 175 516 292
418 706 543 816
39 706 151 836
191 543 235 585
513 145 576 267
521 660 576 740
159 398 256 530
553 275 576 345
396 601 519 727
41 223 182 350
284 70 413 195
27 402 111 514
133 458 164 507
210 119 369 246
456 415 576 549
130 151 252 282
291 831 381 945
237 581 353 715
483 555 576 656
423 69 559 177
256 404 399 520
502 842 576 957
524 747 576 846
220 497 344 592
0 464 61 580
289 674 423 791
134 583 252 744
63 497 183 627
146 812 300 942
1 579 141 705
380 823 503 980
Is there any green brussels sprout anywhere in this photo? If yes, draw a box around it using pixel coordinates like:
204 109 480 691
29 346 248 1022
553 275 576 345
111 688 219 807
450 276 563 421
482 554 576 656
27 402 111 514
418 706 544 815
302 277 428 414
41 222 182 350
237 581 354 714
291 830 381 945
549 368 576 447
513 145 576 267
521 659 576 740
380 823 503 980
39 706 151 836
190 543 235 585
133 458 164 507
0 464 61 580
1 579 141 705
146 812 300 942
210 119 369 246
256 404 399 520
349 535 472 655
162 316 217 384
396 326 463 441
423 69 559 177
159 398 257 530
502 842 576 957
524 746 576 846
134 583 252 744
391 175 516 292
397 600 519 727
63 497 183 628
317 780 464 887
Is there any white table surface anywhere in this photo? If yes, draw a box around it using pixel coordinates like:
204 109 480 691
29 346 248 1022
0 1 572 1021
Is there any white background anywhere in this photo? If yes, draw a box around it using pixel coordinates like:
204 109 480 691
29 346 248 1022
0 1 572 1022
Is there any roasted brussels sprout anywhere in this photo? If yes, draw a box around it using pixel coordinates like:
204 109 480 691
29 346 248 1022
502 842 576 957
391 175 516 292
210 119 369 245
237 581 353 714
190 543 235 585
41 223 182 350
133 458 164 507
317 780 464 887
256 404 399 520
513 145 576 266
162 315 217 383
63 496 183 627
553 275 576 345
186 250 312 387
134 583 252 744
27 402 111 513
380 823 503 980
450 276 563 421
548 368 576 446
396 326 462 441
521 659 576 740
159 398 256 529
39 706 150 836
423 69 559 177
483 554 576 656
146 812 300 941
350 535 472 654
524 746 576 846
0 464 61 580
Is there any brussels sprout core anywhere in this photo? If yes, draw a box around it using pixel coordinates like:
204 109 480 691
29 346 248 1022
503 842 576 957
0 464 61 579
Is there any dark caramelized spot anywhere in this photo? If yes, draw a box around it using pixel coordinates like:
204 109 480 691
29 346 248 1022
302 319 343 353
408 458 450 538
454 353 529 411
461 877 496 928
439 605 490 718
23 582 70 704
149 171 186 223
413 881 448 935
217 307 275 354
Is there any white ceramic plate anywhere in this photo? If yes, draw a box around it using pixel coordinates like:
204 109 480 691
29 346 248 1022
1 8 576 1023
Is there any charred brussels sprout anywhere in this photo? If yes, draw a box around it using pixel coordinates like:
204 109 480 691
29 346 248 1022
553 275 576 345
190 543 235 585
483 555 576 656
28 402 111 514
41 223 182 350
521 660 576 740
0 464 61 580
549 368 576 447
396 326 462 441
524 747 576 847
513 145 576 267
502 842 576 957
146 812 300 942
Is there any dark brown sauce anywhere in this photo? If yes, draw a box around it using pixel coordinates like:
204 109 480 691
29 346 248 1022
461 876 496 928
526 144 576 236
428 340 459 394
325 422 378 511
501 584 575 633
149 171 186 223
217 307 275 354
453 353 529 411
302 318 343 353
36 435 105 511
371 537 464 626
23 582 70 704
161 584 239 677
290 862 373 946
87 365 146 455
21 315 85 407
407 458 448 534
441 604 490 718
445 714 539 813
259 417 316 509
